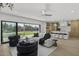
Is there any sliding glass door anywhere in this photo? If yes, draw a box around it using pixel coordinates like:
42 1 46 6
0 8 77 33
1 21 16 43
1 21 40 44
18 23 39 38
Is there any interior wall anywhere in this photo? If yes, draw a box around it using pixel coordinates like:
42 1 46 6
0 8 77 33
0 21 1 44
69 20 79 38
0 13 46 44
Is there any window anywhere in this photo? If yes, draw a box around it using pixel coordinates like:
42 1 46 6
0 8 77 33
1 21 40 43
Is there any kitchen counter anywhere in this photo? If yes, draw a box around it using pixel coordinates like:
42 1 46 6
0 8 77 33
51 31 69 39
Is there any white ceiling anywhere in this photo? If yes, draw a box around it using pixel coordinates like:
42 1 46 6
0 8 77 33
1 3 79 22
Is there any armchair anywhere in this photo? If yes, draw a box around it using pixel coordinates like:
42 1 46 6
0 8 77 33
17 39 38 56
8 35 20 47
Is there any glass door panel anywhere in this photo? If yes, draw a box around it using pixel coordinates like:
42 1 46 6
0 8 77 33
1 21 16 43
18 23 40 38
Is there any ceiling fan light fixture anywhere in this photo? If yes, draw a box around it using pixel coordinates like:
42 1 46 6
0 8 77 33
0 3 14 11
41 9 52 16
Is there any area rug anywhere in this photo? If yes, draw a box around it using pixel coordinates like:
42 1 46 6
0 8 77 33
38 45 57 56
9 47 17 56
9 45 57 56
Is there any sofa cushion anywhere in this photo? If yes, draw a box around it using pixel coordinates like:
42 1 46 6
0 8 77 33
44 39 55 48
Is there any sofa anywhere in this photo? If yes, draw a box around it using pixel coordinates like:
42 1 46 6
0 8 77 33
39 33 58 47
39 33 51 45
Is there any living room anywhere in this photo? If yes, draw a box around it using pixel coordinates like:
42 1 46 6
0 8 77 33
0 3 79 56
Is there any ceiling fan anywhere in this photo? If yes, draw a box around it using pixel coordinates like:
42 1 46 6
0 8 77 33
41 3 52 16
0 3 14 11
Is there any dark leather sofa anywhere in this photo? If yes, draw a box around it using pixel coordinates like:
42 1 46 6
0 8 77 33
39 33 58 47
39 33 51 45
